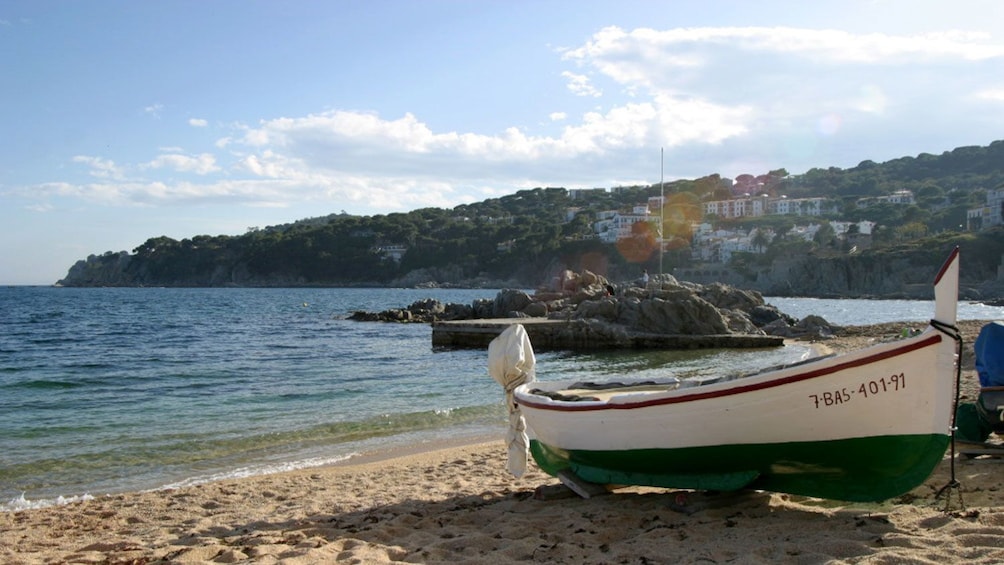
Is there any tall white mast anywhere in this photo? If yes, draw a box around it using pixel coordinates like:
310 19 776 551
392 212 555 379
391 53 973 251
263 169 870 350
659 147 664 276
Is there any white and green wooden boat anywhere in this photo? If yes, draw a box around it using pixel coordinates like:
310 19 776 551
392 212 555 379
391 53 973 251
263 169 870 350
491 249 961 502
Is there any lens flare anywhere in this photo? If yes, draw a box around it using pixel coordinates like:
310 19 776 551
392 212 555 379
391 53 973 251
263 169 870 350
615 192 702 264
615 221 657 263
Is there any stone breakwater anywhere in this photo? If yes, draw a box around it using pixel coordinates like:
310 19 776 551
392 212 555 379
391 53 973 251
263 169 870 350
348 270 840 348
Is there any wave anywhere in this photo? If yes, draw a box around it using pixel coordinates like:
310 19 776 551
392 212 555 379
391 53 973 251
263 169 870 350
2 492 95 513
0 403 506 507
1 378 84 390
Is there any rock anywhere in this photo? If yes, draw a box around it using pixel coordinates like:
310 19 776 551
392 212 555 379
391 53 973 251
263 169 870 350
650 273 681 287
748 304 795 327
569 285 608 305
382 308 412 322
794 315 838 340
762 314 839 340
579 269 610 288
493 289 533 317
442 302 474 320
639 295 730 335
472 298 495 318
349 272 818 344
348 310 380 322
406 298 445 318
721 309 764 334
572 296 619 321
619 286 650 300
698 283 764 312
761 318 795 337
523 301 548 317
533 291 565 302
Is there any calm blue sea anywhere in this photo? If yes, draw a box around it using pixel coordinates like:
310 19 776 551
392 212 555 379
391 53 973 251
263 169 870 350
2 286 1001 511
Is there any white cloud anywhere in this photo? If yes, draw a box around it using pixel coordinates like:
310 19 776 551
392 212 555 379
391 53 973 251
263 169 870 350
72 155 126 180
144 153 220 175
189 118 208 127
239 150 294 179
144 103 164 118
561 71 602 97
31 24 1004 216
565 26 1004 71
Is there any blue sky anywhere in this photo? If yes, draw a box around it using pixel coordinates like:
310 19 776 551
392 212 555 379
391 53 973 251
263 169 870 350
3 1 1004 285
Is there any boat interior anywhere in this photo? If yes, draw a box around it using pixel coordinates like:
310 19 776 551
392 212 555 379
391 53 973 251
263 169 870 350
527 352 838 403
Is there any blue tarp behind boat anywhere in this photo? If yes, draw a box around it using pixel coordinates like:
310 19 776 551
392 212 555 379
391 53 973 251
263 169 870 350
976 321 1004 388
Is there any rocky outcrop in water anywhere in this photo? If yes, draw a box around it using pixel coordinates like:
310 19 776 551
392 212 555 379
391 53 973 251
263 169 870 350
348 269 837 340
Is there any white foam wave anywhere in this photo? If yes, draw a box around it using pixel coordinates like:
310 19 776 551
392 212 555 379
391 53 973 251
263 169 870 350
1 454 360 513
155 452 360 491
3 492 95 512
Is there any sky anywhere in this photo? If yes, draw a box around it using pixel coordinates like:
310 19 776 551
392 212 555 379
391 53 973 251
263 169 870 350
3 1 1004 285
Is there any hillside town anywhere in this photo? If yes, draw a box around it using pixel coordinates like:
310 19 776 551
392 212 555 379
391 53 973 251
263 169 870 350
57 145 1004 296
571 184 1004 268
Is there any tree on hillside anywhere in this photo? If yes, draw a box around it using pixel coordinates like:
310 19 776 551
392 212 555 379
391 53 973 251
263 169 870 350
751 228 771 253
813 221 837 248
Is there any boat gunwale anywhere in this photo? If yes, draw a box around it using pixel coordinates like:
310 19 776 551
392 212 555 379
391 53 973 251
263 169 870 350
515 330 944 412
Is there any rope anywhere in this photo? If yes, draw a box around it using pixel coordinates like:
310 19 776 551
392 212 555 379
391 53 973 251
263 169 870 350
930 318 965 512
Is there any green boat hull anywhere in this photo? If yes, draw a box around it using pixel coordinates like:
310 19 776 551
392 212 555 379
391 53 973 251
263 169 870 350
529 434 950 502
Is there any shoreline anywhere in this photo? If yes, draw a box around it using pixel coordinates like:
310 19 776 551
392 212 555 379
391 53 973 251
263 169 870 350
2 429 503 514
3 319 1002 563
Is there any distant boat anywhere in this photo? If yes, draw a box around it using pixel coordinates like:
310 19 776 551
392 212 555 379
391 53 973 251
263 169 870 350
490 248 961 502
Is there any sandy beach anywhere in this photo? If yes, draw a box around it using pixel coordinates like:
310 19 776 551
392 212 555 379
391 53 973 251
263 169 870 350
3 319 1003 564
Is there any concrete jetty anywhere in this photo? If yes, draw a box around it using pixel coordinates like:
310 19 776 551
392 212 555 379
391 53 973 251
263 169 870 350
431 318 784 350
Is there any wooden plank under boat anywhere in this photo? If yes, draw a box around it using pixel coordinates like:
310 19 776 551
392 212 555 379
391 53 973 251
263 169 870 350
492 248 962 502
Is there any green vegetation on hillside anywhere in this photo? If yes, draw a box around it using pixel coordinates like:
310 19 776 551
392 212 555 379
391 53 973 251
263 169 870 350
59 140 1004 290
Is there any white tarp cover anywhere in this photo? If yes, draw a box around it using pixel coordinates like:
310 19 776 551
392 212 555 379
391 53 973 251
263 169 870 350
487 324 536 477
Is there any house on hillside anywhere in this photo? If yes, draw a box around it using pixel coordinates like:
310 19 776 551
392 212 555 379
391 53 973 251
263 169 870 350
702 195 832 219
704 195 770 219
690 224 771 263
568 188 608 200
769 196 831 216
967 188 1004 231
376 245 407 263
857 190 915 208
830 220 875 236
593 206 654 243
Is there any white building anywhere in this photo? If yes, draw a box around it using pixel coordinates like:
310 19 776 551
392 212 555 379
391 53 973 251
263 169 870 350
703 195 829 219
857 190 916 208
769 197 830 216
377 245 407 262
967 188 1004 230
830 220 875 236
593 207 657 243
690 225 770 263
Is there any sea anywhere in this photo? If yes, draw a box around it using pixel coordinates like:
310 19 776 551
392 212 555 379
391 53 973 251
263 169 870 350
2 286 1002 512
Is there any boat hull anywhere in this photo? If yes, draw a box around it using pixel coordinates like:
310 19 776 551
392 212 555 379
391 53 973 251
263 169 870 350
530 433 950 502
516 330 956 502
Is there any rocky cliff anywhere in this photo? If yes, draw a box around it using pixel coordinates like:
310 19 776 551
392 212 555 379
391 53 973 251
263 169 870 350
679 249 1004 300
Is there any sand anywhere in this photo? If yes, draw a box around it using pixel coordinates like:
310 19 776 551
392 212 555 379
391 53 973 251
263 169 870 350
3 319 1003 564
